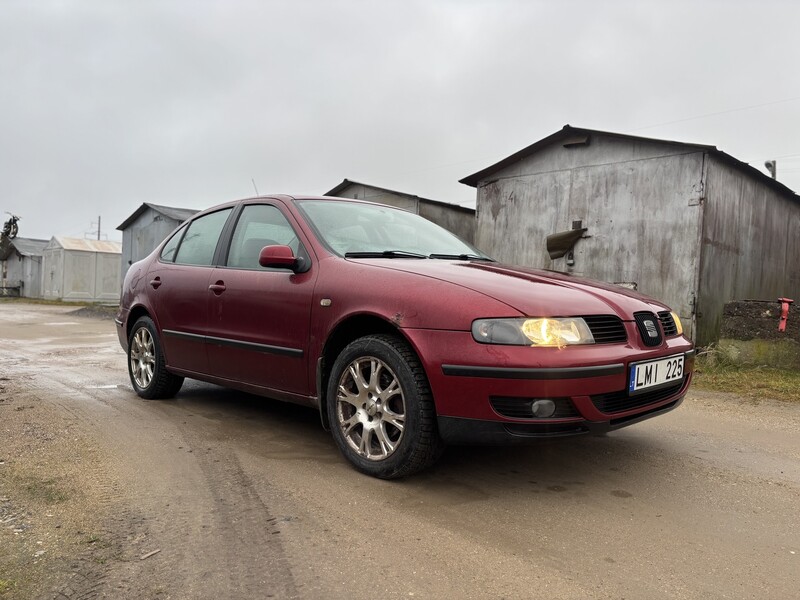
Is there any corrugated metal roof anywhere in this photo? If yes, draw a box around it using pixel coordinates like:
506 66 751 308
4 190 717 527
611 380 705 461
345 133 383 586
116 202 200 231
51 236 122 253
325 179 475 214
150 203 200 222
459 125 799 202
0 236 49 259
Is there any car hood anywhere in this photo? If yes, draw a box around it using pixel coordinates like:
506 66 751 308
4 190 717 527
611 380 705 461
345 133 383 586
356 259 670 318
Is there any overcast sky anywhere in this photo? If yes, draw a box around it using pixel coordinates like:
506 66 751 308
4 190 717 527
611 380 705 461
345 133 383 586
2 0 799 242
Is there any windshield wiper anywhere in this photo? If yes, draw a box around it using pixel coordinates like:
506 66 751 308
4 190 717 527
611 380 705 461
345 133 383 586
428 253 495 262
344 250 428 259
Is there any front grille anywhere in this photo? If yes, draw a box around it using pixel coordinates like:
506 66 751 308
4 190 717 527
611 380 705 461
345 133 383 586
583 315 627 344
634 311 663 347
490 396 579 419
591 383 682 414
658 311 678 336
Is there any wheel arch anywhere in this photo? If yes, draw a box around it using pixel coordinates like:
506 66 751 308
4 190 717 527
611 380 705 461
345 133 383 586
126 304 153 341
317 314 424 429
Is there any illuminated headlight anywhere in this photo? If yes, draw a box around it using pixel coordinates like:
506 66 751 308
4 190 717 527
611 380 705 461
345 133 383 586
472 317 595 347
671 311 684 335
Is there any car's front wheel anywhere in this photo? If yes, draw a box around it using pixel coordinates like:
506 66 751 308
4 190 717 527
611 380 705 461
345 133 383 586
127 316 184 399
326 334 442 479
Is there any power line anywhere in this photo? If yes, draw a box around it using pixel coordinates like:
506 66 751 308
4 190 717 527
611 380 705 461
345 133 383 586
741 152 800 166
385 96 800 184
631 95 800 132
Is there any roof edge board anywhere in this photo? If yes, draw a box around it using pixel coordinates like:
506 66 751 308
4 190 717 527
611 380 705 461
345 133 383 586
459 125 796 202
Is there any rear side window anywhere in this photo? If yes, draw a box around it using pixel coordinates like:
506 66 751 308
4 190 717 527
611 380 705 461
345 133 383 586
174 209 232 266
160 225 186 263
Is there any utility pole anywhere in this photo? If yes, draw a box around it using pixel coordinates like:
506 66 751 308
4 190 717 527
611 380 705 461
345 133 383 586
85 216 105 241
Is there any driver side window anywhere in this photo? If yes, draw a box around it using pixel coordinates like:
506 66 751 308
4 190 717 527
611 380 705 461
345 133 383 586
227 204 301 269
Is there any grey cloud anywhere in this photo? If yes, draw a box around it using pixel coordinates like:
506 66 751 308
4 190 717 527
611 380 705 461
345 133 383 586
1 0 798 240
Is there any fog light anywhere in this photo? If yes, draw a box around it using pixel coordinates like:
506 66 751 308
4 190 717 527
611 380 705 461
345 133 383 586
531 399 556 418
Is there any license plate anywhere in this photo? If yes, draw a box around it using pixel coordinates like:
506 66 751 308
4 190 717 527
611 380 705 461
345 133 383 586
628 354 684 394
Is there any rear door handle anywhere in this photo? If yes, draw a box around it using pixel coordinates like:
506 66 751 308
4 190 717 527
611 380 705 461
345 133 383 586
149 277 162 289
208 281 226 295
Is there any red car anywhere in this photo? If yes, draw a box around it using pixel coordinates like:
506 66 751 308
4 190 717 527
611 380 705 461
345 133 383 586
116 195 694 478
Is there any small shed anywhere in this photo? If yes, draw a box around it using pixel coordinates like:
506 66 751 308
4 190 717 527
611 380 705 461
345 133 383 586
42 237 122 302
0 237 48 298
325 179 476 243
116 203 199 278
460 125 800 345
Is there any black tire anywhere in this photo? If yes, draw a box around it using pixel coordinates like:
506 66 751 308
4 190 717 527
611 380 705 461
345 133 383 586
326 334 443 479
127 316 184 399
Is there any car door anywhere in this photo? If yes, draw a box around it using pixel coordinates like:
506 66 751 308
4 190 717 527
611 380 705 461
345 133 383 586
148 207 233 375
205 202 317 395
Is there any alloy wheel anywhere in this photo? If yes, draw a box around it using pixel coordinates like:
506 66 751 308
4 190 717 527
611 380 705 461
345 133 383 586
335 356 406 461
130 327 155 389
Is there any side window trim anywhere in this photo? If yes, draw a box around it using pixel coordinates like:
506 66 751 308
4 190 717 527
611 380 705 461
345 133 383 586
215 203 245 268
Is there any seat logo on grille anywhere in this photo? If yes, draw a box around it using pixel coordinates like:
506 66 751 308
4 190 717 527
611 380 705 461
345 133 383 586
644 320 658 338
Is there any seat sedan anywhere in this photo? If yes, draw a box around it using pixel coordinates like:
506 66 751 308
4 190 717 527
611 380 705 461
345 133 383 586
116 195 694 479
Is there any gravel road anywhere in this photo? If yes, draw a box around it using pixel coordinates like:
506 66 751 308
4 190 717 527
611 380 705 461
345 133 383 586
0 302 798 599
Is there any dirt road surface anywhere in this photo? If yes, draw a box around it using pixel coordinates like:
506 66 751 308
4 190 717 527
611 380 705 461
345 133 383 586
1 302 798 599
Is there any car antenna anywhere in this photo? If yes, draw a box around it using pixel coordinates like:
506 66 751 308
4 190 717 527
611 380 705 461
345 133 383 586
251 178 260 196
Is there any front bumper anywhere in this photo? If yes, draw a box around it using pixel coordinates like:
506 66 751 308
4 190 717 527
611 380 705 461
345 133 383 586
402 328 694 443
436 377 689 444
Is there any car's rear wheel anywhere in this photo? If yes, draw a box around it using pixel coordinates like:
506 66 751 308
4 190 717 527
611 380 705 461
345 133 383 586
128 316 184 399
327 334 442 479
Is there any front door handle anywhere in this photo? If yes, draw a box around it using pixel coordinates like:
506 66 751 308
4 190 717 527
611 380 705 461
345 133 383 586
209 281 226 295
149 277 162 289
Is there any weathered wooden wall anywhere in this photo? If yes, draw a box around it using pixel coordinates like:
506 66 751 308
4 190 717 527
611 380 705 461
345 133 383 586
332 182 417 212
697 156 800 344
474 135 704 339
417 201 475 243
1 254 42 298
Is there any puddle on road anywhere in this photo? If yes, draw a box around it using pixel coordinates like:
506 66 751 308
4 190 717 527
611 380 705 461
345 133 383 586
84 384 124 390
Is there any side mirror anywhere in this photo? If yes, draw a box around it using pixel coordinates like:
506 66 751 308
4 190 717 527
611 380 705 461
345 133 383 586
259 245 306 273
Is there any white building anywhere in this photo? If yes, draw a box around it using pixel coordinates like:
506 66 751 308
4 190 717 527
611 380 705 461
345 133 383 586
42 237 122 303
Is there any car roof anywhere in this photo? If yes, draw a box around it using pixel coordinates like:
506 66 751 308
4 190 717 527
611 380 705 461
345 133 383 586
187 194 407 222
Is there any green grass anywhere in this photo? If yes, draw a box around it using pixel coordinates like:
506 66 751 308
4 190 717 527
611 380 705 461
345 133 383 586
693 353 800 402
0 297 118 308
23 477 69 504
0 579 15 596
0 297 93 306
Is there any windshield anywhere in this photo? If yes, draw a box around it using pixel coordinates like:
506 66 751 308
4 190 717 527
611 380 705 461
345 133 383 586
298 200 490 259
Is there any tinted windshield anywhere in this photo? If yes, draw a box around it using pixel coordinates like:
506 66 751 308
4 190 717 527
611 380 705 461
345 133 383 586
298 200 488 258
